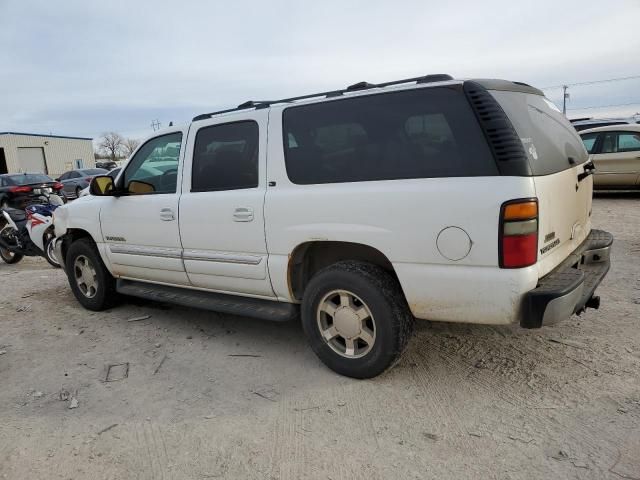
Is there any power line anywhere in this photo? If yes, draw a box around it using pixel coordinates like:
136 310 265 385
541 75 640 90
567 101 640 111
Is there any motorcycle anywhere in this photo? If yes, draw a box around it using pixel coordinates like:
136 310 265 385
0 193 64 268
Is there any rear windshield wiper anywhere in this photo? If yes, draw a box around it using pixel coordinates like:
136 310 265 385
578 160 596 182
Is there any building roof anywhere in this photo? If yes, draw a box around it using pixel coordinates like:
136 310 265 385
0 131 93 141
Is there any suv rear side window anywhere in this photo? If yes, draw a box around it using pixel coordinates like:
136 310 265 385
282 87 496 184
491 91 589 175
192 121 259 192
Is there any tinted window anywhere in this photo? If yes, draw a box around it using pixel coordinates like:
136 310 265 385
68 171 81 179
282 87 496 184
124 132 182 194
8 173 53 184
580 132 599 153
492 91 588 175
192 121 259 192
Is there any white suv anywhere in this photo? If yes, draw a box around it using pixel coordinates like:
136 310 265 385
53 75 612 378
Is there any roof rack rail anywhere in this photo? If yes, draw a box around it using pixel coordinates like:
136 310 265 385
192 73 454 121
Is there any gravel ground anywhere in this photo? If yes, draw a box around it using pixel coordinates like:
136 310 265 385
0 194 639 479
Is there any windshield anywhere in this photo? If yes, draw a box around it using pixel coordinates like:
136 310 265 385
81 168 108 176
6 173 53 185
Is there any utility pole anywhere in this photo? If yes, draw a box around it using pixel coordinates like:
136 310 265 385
562 85 569 115
150 119 161 131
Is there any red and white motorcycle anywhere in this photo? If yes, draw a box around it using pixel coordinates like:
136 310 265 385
0 193 64 267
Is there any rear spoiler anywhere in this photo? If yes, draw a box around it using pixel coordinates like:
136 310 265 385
468 79 544 97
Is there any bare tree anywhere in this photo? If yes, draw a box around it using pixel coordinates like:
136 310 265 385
99 132 124 161
122 138 141 158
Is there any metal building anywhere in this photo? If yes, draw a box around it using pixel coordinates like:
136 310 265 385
0 132 95 177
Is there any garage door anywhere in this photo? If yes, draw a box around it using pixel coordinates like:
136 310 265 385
17 147 47 174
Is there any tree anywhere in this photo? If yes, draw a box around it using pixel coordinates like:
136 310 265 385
99 132 124 161
122 138 141 158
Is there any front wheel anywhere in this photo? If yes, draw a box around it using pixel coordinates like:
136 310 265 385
301 261 414 379
65 238 119 310
43 232 61 268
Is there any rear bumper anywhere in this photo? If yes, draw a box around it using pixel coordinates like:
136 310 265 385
521 229 612 328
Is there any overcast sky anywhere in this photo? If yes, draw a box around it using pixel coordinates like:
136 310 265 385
1 0 639 142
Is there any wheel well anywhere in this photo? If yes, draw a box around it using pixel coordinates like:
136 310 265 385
288 241 395 301
60 228 94 263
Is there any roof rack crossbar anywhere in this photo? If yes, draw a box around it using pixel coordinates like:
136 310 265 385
192 74 454 121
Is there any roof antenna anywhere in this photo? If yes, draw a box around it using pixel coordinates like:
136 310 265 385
169 121 174 127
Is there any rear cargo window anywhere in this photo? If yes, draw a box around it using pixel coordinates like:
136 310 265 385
282 87 497 184
490 91 589 175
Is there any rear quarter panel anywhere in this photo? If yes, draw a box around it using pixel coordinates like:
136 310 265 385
265 106 539 324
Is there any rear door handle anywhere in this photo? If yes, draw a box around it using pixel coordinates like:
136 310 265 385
160 207 175 221
233 207 254 222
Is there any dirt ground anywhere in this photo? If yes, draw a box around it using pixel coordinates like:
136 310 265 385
0 194 639 480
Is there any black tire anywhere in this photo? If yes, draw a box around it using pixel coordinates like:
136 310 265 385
75 187 82 199
43 232 61 268
0 221 23 264
301 261 414 379
65 238 119 310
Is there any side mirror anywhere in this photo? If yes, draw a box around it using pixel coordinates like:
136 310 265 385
89 175 115 196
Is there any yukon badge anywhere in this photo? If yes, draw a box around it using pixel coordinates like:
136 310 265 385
106 236 126 242
540 232 560 255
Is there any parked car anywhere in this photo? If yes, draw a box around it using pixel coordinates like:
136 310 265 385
56 168 108 199
580 124 640 188
0 173 64 209
53 74 612 378
570 117 637 132
78 168 122 197
95 161 118 170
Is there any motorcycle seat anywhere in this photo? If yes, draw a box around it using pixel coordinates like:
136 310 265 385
3 207 26 222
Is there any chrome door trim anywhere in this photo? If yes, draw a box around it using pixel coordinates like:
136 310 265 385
182 250 263 265
109 244 182 259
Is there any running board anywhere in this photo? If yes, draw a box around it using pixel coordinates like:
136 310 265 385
116 279 298 322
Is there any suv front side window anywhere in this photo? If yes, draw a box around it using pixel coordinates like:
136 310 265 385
191 121 258 192
123 132 182 194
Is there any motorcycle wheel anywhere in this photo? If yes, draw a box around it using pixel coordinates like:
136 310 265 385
0 225 23 264
43 233 61 268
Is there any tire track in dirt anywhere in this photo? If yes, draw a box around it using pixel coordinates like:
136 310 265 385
414 334 620 461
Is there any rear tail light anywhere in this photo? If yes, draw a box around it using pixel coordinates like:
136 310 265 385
500 199 538 268
9 186 32 193
53 182 64 190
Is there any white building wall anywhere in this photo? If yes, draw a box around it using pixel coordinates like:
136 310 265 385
0 133 95 177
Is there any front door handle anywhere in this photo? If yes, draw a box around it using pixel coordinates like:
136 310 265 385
160 207 175 221
233 207 254 222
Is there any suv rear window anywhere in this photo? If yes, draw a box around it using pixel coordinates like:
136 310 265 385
490 91 589 175
282 87 497 184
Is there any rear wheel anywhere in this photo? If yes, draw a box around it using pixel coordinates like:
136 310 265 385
301 261 414 379
65 238 118 310
75 187 82 199
0 224 23 264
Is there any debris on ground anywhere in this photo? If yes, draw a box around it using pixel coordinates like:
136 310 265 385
58 388 70 401
97 424 118 435
228 354 262 358
68 397 79 409
105 363 130 382
153 354 168 375
127 315 151 322
0 350 6 355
